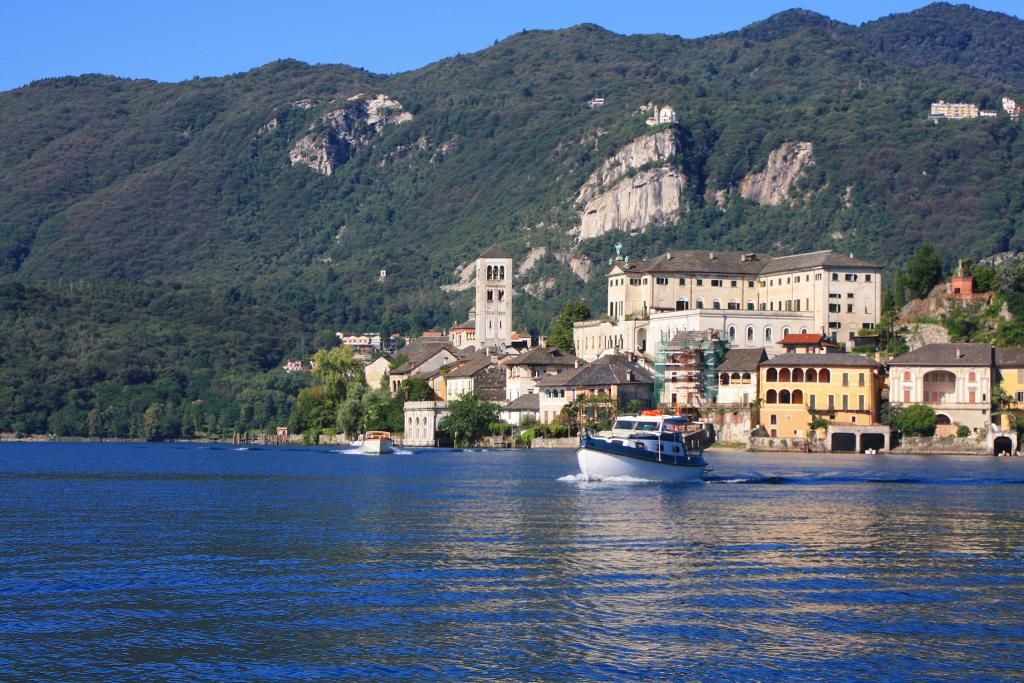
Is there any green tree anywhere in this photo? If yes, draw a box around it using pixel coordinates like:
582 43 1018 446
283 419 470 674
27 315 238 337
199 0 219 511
142 403 160 441
904 244 944 300
396 377 437 402
362 388 403 432
313 346 365 404
548 300 591 353
289 385 333 434
894 403 937 436
440 392 500 447
336 383 368 438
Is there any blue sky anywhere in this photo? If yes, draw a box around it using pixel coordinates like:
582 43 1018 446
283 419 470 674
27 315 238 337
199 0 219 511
1 1 1021 92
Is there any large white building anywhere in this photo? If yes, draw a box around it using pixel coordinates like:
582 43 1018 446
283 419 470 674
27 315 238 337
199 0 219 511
586 249 881 356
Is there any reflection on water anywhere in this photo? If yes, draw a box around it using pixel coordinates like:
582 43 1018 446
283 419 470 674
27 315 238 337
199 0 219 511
0 444 1022 681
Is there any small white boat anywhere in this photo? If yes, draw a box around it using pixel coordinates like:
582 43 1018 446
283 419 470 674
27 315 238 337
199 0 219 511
359 431 394 455
577 414 707 483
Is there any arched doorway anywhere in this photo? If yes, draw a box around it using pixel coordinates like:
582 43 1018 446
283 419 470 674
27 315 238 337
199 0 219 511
935 413 954 438
831 432 856 452
994 436 1014 456
861 433 885 452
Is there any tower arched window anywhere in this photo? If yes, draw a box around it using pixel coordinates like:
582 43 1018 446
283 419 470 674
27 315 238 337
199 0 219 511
487 265 493 279
499 266 505 280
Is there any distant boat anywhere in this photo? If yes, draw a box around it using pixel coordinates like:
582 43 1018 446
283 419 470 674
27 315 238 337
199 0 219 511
576 413 707 483
359 431 394 455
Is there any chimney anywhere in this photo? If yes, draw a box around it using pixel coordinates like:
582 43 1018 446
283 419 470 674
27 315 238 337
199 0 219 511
849 252 854 259
956 349 964 359
666 252 672 260
709 252 716 260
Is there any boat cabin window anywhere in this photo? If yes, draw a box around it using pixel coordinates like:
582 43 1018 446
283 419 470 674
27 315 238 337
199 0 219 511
635 421 659 432
613 419 636 431
663 419 688 433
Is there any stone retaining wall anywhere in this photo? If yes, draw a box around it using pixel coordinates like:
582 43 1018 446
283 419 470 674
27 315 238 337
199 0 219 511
893 436 990 455
748 436 827 453
531 437 580 450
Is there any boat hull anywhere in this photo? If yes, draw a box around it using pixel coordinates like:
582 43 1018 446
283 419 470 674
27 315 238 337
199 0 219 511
577 446 705 483
360 439 394 455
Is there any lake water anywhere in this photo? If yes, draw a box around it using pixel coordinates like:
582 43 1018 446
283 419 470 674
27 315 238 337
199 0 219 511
1 443 1022 681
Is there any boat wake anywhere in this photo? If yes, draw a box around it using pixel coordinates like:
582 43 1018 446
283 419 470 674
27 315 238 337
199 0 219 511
557 472 658 484
331 448 416 456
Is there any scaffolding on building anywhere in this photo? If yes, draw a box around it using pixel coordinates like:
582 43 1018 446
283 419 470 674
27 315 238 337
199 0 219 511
654 329 729 415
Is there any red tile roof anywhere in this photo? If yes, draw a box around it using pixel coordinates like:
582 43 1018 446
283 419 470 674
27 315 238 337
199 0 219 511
780 333 827 345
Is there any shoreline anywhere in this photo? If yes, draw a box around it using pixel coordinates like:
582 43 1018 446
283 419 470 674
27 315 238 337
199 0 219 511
2 436 1017 457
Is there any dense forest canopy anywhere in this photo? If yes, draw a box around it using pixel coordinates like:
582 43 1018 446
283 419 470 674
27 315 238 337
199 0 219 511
4 2 1024 435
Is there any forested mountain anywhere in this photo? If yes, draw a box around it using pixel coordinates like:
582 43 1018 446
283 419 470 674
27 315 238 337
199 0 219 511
4 2 1024 435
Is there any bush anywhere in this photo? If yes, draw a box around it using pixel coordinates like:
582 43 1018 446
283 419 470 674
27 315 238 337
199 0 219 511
956 424 971 438
487 422 513 435
894 403 937 436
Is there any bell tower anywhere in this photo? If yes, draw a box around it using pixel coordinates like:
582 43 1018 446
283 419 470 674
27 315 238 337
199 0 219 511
474 246 513 349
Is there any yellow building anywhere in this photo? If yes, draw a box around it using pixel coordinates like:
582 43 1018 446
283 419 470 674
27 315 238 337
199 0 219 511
995 348 1024 429
758 353 884 438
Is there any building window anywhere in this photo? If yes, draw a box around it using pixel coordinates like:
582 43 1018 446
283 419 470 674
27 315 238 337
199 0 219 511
829 304 841 313
697 299 705 309
764 327 773 343
859 395 865 411
729 326 736 342
656 277 668 285
487 290 493 301
847 304 854 313
859 373 865 387
713 300 721 309
696 279 704 286
809 394 816 410
746 327 754 342
747 302 754 310
782 327 790 338
842 373 849 387
866 274 872 282
842 395 849 410
845 273 857 282
728 300 739 310
832 273 839 281
676 299 689 311
828 395 835 409
679 278 686 285
731 280 738 287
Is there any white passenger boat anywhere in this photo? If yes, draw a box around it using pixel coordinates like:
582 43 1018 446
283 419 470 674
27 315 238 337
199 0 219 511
359 431 394 455
576 413 708 483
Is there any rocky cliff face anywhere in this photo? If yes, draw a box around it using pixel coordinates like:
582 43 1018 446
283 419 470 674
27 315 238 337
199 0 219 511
737 141 814 206
575 131 685 239
289 94 413 176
